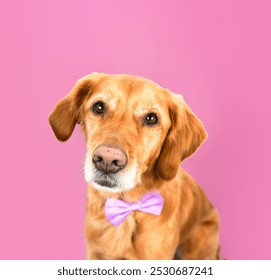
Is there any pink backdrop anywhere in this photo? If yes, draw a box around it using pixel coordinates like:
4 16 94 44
0 0 270 259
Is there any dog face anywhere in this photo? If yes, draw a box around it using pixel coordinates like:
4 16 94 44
49 73 207 193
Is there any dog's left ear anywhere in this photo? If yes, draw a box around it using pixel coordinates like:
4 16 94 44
48 75 93 141
155 93 207 180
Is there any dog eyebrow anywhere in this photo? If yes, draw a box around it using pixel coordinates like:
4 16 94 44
133 105 160 118
91 92 117 110
93 92 109 100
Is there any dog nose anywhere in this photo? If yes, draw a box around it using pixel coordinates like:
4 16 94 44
92 145 127 173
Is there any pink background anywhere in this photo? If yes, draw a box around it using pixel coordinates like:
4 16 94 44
0 0 270 259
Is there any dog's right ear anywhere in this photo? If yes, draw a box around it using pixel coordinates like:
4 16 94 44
48 75 93 141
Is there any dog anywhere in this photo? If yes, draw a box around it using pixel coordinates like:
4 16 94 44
49 72 220 260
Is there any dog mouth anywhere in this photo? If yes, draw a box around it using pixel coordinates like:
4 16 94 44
93 172 119 189
94 178 116 188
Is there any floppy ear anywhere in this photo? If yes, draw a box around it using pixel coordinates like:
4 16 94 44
155 94 207 180
48 75 93 141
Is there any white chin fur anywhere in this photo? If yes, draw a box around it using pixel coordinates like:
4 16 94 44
84 154 138 193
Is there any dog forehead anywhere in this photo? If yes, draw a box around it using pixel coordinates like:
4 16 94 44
93 73 160 94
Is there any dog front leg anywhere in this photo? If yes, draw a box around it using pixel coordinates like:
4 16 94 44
86 245 105 260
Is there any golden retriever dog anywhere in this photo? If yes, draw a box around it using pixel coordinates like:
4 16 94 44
49 73 220 260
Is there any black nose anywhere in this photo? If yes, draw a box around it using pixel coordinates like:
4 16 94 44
92 145 127 173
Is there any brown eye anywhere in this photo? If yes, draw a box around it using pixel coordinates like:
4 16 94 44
144 113 158 126
92 102 105 115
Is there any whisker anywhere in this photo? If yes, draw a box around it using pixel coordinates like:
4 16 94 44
77 160 86 173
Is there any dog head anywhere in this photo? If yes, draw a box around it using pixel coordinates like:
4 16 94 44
49 73 207 193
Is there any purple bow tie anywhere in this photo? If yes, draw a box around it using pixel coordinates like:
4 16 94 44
105 191 164 226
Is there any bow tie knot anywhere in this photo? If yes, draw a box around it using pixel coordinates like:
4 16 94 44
130 203 140 211
105 191 164 226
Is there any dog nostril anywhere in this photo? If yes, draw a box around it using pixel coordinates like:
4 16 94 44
93 155 103 163
112 160 119 166
96 156 103 162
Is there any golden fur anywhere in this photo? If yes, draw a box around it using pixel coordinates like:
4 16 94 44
49 73 220 260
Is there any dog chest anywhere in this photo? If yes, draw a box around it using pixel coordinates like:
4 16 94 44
85 213 137 259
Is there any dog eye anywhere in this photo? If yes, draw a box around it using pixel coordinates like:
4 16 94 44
144 113 158 126
92 102 105 115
